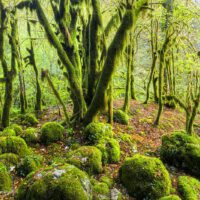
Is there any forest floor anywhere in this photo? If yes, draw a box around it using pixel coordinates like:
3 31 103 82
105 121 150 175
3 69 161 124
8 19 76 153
1 99 200 200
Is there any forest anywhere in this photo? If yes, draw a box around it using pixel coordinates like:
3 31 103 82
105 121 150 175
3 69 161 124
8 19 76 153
0 0 200 199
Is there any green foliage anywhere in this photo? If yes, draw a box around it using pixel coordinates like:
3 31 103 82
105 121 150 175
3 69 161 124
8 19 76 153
178 176 200 200
67 146 103 175
0 162 12 192
160 132 200 176
84 122 113 144
21 128 39 145
1 127 16 136
159 195 181 200
41 122 64 145
17 154 43 177
96 138 120 164
120 154 171 199
16 164 92 200
0 136 29 157
113 110 129 125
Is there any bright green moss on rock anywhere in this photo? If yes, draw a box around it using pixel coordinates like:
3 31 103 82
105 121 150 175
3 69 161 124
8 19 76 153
1 127 16 136
160 132 200 177
21 128 39 145
0 136 29 156
17 154 43 177
119 154 171 199
159 195 181 200
67 146 103 175
0 162 12 192
16 164 92 200
178 176 200 200
84 122 113 144
0 153 19 168
96 138 120 164
113 110 129 125
41 122 64 144
99 175 113 188
20 114 39 126
10 124 23 135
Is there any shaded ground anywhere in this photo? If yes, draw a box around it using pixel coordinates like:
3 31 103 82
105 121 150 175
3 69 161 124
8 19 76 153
1 100 200 199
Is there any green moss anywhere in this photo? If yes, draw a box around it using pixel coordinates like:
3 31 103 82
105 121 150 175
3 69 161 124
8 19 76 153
0 162 12 192
0 136 29 157
160 132 200 176
10 124 23 135
20 114 39 126
96 138 120 164
17 154 43 177
0 153 19 168
92 180 110 200
41 122 64 144
120 154 171 199
21 128 39 145
99 175 113 188
113 110 129 125
67 146 103 175
1 127 16 136
159 195 181 200
16 164 92 200
84 122 113 144
178 176 200 200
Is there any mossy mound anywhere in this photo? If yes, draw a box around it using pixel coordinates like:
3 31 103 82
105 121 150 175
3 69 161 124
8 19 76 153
159 195 181 200
178 176 200 200
10 124 23 135
20 114 39 126
41 122 64 145
96 138 120 164
0 162 12 192
17 154 43 177
21 128 39 145
120 154 171 199
113 110 129 125
1 127 16 137
0 136 29 157
16 164 92 200
67 146 103 175
84 122 113 144
0 153 19 168
160 132 200 177
99 175 113 188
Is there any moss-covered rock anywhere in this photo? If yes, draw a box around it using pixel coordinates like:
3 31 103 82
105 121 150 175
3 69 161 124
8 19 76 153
21 128 39 145
1 127 16 137
0 136 29 157
113 110 129 125
17 154 43 177
84 122 113 144
119 154 171 199
99 175 113 188
0 153 19 168
16 164 92 200
21 114 39 126
160 132 200 177
67 146 103 175
0 162 12 192
96 138 120 164
178 176 200 200
41 122 64 144
10 124 23 135
159 195 181 200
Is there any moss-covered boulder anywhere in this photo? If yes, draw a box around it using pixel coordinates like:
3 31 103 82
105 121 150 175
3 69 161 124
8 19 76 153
113 110 129 125
84 122 113 144
67 146 103 175
0 136 29 157
159 195 181 200
20 114 39 126
160 132 200 177
17 154 43 177
0 153 19 168
21 128 39 145
119 154 171 199
178 176 200 200
10 124 23 135
16 164 92 200
41 122 64 144
96 138 120 164
0 162 12 192
0 127 16 137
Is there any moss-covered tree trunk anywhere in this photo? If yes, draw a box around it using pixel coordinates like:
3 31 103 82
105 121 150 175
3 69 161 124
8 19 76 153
84 0 148 124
